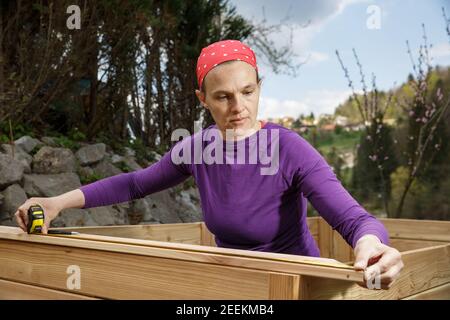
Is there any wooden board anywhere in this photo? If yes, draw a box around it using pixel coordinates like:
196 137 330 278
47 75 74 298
380 218 450 242
200 222 216 247
390 238 446 252
0 278 97 300
0 239 275 299
303 244 450 299
0 227 361 282
403 283 450 300
61 222 202 244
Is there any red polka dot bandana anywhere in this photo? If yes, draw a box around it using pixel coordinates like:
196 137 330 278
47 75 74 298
196 39 258 90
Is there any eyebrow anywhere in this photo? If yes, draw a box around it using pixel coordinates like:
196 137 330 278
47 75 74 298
211 84 256 96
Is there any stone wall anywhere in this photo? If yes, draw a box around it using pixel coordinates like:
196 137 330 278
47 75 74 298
0 136 202 228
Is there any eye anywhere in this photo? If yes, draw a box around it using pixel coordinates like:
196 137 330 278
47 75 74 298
244 91 253 95
217 95 227 100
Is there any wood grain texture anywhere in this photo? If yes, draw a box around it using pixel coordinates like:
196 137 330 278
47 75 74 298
60 222 202 244
318 218 332 258
403 283 450 300
0 239 271 299
380 218 450 242
0 278 98 300
268 273 300 300
0 227 362 286
1 217 449 300
304 244 450 299
390 238 446 252
200 222 216 247
331 230 353 263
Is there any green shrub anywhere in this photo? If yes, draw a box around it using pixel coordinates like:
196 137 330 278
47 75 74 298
80 172 104 185
54 136 80 151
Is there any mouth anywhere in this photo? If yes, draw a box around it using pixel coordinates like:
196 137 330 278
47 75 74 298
230 116 248 125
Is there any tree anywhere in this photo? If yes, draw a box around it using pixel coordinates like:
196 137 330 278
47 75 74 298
1 0 304 154
336 48 398 216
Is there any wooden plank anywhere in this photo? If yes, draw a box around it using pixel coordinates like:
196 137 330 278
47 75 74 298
0 226 361 282
318 218 332 258
0 239 273 299
312 234 319 245
380 218 450 242
200 222 216 247
61 222 202 244
403 283 450 300
307 217 319 238
268 273 300 300
0 278 98 300
305 244 450 299
331 230 353 263
390 238 446 252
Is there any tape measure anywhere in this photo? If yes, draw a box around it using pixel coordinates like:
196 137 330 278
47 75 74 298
27 204 45 234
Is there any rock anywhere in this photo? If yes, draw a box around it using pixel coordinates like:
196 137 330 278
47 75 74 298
1 144 32 173
111 154 124 164
0 184 27 221
87 205 129 225
122 157 142 171
91 158 122 178
0 153 25 189
184 187 201 203
78 166 94 178
32 146 77 174
140 159 152 167
51 208 97 228
14 136 43 153
75 143 106 166
124 147 136 157
0 219 17 227
127 198 158 224
149 151 162 162
41 136 59 147
144 190 184 224
175 188 203 222
23 173 81 197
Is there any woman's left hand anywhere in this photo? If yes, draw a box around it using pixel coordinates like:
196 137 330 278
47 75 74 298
353 234 404 290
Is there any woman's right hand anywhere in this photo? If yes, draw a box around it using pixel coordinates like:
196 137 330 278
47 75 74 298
14 197 62 234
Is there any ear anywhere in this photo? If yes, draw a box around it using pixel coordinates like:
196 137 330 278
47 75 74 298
195 89 209 109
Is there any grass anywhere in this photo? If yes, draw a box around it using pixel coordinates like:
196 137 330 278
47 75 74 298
314 130 362 155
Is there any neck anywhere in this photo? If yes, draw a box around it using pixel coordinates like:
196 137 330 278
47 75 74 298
219 120 262 141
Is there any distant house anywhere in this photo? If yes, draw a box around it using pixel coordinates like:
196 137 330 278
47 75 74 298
321 123 336 131
266 116 295 128
335 116 349 126
383 118 396 126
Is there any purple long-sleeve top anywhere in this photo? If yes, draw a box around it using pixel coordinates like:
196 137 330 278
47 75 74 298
79 121 389 257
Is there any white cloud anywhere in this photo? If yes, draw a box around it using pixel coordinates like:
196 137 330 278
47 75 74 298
303 51 330 65
258 89 353 119
229 0 368 69
258 97 309 119
229 0 368 28
430 42 450 59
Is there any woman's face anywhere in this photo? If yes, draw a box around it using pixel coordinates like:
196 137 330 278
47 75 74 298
195 60 262 140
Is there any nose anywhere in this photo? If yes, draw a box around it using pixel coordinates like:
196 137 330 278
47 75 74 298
230 95 245 114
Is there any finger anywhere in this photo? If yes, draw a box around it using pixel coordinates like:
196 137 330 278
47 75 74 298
354 246 383 270
18 209 30 231
14 211 27 232
366 249 401 276
18 207 29 226
354 249 373 270
380 264 402 285
42 223 48 235
380 277 399 290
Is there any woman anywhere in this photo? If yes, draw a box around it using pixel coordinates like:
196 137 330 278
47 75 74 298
15 39 403 289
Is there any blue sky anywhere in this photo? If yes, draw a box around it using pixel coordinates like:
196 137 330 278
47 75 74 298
228 0 450 119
